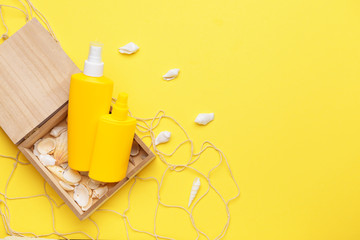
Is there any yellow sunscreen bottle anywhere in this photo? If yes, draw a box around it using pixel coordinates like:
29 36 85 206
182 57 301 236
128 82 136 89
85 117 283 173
89 93 136 182
68 42 114 171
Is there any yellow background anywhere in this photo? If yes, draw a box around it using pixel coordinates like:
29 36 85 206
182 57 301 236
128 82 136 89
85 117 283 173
1 0 360 239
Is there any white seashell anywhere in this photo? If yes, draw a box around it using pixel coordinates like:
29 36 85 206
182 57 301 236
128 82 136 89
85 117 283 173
54 131 68 165
188 177 200 207
92 186 108 199
119 42 139 54
82 197 93 211
33 139 42 157
79 176 93 195
50 123 67 137
155 131 171 146
47 166 65 180
63 168 81 184
36 138 56 155
88 178 101 189
60 162 68 169
74 184 90 207
195 113 214 125
130 142 140 156
38 154 56 166
162 68 180 81
59 181 74 191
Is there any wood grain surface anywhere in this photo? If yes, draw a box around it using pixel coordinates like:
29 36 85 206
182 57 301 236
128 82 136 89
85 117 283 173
0 19 80 144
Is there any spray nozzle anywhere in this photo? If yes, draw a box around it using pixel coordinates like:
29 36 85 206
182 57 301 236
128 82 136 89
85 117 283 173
87 42 103 63
83 41 104 77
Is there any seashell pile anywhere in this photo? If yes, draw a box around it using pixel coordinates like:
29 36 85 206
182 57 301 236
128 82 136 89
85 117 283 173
32 121 144 211
32 121 111 212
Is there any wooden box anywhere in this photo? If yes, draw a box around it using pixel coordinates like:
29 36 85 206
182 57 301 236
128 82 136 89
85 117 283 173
0 19 155 220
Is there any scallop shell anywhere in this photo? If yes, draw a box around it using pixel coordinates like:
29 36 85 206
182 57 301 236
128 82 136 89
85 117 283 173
155 131 171 146
36 138 56 155
59 181 74 191
79 176 93 196
33 139 42 157
92 186 108 199
38 154 56 166
163 68 180 81
130 142 140 156
195 113 214 125
119 42 139 54
63 168 81 185
50 123 67 137
54 132 68 165
82 197 93 211
74 184 90 207
47 166 65 180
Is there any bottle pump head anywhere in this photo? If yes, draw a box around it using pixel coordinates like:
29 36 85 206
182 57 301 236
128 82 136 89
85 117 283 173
112 93 129 121
83 42 104 77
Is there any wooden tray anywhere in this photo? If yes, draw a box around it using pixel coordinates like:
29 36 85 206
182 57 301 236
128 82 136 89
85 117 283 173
0 19 155 220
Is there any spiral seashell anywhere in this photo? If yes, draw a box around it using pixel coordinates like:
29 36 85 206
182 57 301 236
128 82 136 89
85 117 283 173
155 131 171 146
162 68 180 81
119 42 139 54
188 177 200 207
195 113 214 126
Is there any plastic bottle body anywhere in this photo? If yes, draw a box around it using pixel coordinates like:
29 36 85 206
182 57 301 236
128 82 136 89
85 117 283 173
68 73 113 171
89 115 136 182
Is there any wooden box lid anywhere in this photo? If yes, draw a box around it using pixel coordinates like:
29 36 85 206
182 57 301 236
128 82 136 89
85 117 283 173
0 19 80 145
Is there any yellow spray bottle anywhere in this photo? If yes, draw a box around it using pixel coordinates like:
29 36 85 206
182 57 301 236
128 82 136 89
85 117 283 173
89 93 136 182
68 42 114 171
